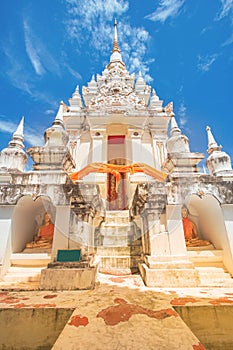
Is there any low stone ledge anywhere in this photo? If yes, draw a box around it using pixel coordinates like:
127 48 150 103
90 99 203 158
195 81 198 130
139 262 200 287
39 264 97 290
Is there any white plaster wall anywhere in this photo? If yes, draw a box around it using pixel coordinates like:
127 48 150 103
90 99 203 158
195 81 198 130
166 205 187 256
75 141 91 170
186 195 233 275
0 206 14 277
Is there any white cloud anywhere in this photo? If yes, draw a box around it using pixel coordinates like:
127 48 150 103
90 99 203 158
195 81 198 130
197 54 218 72
24 21 45 76
45 109 55 115
178 102 187 127
216 0 233 21
0 116 43 146
65 0 153 81
24 128 43 146
23 19 61 77
215 0 233 46
65 64 82 80
2 45 33 95
145 0 185 23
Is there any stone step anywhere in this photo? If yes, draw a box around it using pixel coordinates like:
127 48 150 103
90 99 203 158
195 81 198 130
2 267 43 282
99 256 140 269
96 245 142 256
187 250 223 264
102 223 131 228
195 266 233 287
104 210 130 225
100 227 130 236
11 253 51 267
195 266 230 277
103 236 129 246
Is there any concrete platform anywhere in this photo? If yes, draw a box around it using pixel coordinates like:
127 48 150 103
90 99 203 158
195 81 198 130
1 273 233 349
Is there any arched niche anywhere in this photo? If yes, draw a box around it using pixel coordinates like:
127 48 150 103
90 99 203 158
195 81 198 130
12 195 56 253
184 194 226 250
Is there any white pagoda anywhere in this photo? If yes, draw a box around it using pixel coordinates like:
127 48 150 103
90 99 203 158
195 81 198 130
1 21 233 288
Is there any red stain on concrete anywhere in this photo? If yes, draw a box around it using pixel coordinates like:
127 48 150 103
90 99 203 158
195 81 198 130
133 279 141 287
32 303 57 308
68 315 89 327
193 342 206 349
13 303 27 309
97 298 178 326
0 297 20 304
170 297 199 306
43 294 58 299
209 297 233 305
109 277 125 283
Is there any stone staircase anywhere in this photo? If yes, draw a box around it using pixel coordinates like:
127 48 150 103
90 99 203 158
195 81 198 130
0 253 51 288
96 210 142 274
188 250 233 287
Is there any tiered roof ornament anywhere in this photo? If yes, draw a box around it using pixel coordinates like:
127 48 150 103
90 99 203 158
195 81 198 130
206 126 233 176
44 101 69 147
0 116 28 172
82 20 153 112
69 85 83 110
162 117 204 174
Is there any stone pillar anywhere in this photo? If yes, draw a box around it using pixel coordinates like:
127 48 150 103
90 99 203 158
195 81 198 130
152 137 166 170
0 206 14 277
91 133 104 163
51 206 71 260
166 204 187 255
138 204 200 287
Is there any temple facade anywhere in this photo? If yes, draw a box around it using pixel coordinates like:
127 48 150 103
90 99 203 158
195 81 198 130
1 22 233 287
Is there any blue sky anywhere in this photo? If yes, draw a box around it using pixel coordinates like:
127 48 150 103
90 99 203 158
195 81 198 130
0 0 233 169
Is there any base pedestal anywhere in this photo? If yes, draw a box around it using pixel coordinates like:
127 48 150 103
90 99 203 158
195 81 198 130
139 255 200 287
40 262 97 290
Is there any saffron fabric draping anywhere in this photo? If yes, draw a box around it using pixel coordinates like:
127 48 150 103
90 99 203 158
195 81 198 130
69 162 168 189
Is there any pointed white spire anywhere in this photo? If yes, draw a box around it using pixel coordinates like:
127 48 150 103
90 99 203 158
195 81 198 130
7 116 25 149
206 126 221 154
54 101 64 123
88 75 98 93
69 85 83 108
110 19 123 63
170 117 181 136
0 116 28 172
135 71 146 93
206 125 232 175
13 116 24 138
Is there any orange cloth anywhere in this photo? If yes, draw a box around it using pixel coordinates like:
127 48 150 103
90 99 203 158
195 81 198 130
38 223 54 241
69 162 167 190
182 217 197 240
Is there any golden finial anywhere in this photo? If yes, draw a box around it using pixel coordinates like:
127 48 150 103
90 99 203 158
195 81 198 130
112 19 120 53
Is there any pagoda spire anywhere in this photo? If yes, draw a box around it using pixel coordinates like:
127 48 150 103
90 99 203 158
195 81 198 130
54 101 64 123
170 116 181 136
8 116 25 150
0 116 28 172
110 19 123 63
206 125 233 175
112 19 120 53
206 126 221 154
13 116 24 138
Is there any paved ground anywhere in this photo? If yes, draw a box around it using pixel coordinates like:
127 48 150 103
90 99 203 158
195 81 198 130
1 273 233 349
